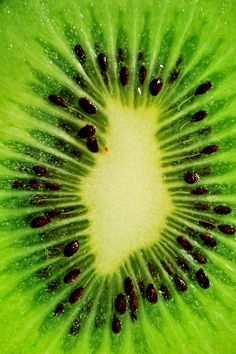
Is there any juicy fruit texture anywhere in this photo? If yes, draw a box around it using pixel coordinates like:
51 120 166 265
0 1 236 354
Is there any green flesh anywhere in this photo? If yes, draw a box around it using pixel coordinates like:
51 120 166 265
0 1 236 353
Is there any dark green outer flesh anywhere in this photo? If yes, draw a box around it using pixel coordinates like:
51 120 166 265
0 1 236 353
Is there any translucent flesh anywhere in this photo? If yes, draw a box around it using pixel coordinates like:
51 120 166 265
0 1 236 354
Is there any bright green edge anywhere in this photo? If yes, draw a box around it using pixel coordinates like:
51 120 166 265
0 1 236 354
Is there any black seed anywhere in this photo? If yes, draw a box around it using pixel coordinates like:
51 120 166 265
63 240 79 257
33 165 49 176
71 149 81 158
191 110 208 122
146 284 157 304
64 268 81 284
28 179 41 190
74 44 86 64
124 277 134 296
97 52 108 73
218 224 235 235
138 51 144 62
70 319 80 336
174 275 187 292
112 315 121 334
44 182 61 191
120 66 129 86
79 97 97 115
177 236 193 251
139 65 147 85
194 203 210 211
78 124 96 139
118 48 125 63
86 136 99 153
160 285 171 300
31 216 51 228
115 294 126 314
11 180 23 189
53 303 65 316
74 74 86 88
195 81 213 95
201 144 219 154
47 280 59 292
161 260 173 275
184 170 199 184
45 209 61 219
200 234 217 248
48 94 68 108
69 287 84 304
191 187 209 195
149 78 163 96
129 292 138 311
177 257 189 271
169 68 180 84
192 252 207 264
130 311 137 322
213 205 232 215
138 280 145 297
195 268 210 289
199 220 216 229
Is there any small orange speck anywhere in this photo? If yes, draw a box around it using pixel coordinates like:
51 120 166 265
105 147 109 153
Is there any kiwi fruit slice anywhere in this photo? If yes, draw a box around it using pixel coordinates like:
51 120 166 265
0 1 236 353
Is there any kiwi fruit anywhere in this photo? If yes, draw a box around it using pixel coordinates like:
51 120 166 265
0 1 236 353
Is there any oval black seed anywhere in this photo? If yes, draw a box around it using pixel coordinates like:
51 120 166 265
86 136 99 153
192 252 207 264
120 66 129 86
146 284 157 304
48 94 68 108
201 144 219 154
11 180 23 189
138 280 145 297
149 78 163 96
169 68 180 84
218 224 235 235
31 216 51 228
191 187 209 195
64 268 81 284
118 48 125 63
69 287 84 304
112 315 121 334
196 268 210 289
78 124 96 139
74 44 86 64
47 280 59 292
174 275 187 292
45 209 61 219
97 52 108 73
184 170 199 184
33 165 49 176
53 303 65 316
129 292 138 311
28 179 41 189
199 220 216 229
63 240 80 257
213 205 232 215
79 97 97 115
177 257 189 271
177 236 193 251
191 110 208 122
44 182 61 191
200 234 217 248
138 51 144 62
160 285 171 300
70 319 80 336
194 203 210 211
195 81 213 95
115 294 126 314
124 277 134 296
139 65 147 85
